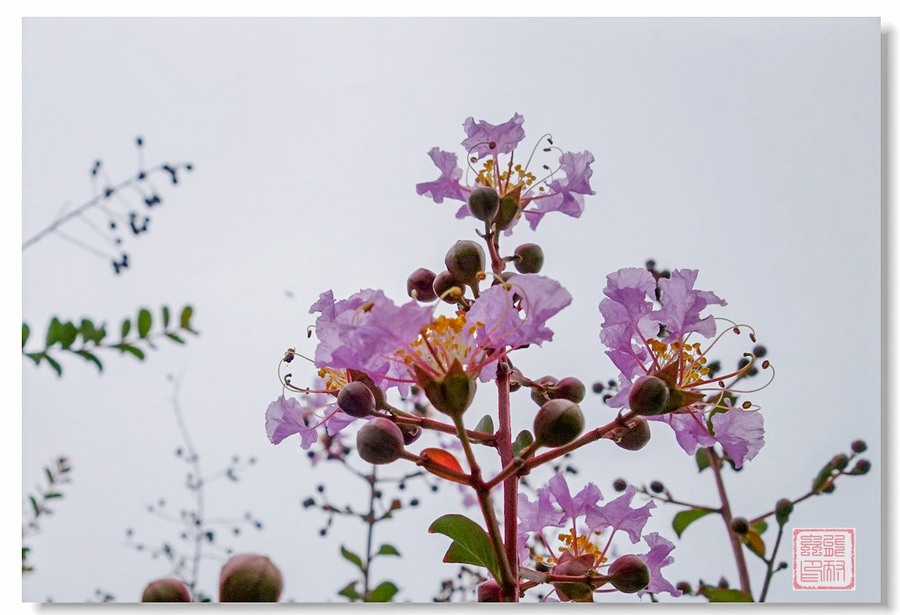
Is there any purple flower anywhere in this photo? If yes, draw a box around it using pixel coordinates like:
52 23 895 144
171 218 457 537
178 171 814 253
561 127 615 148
415 148 467 204
546 473 602 522
585 486 655 544
651 269 726 341
265 396 318 449
518 490 566 534
523 151 597 230
467 274 572 360
710 408 765 468
461 113 526 160
637 533 682 598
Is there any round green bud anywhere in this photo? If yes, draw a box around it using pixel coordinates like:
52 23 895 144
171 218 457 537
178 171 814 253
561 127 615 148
534 399 585 448
851 439 867 454
406 268 438 302
552 377 586 403
775 498 794 525
610 416 651 451
476 579 502 602
608 554 650 594
356 418 405 465
628 375 670 416
219 554 283 602
730 517 749 535
514 243 544 274
530 375 558 406
337 381 376 418
444 240 485 286
468 187 500 222
141 578 191 602
433 270 464 304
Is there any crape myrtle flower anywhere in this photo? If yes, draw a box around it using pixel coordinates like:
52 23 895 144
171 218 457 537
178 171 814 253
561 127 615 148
416 113 596 231
265 374 358 451
517 473 680 599
599 267 771 468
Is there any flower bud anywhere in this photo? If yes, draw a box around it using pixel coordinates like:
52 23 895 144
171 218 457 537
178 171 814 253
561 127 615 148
513 243 544 274
831 453 849 471
356 418 405 465
219 554 283 602
551 553 595 602
607 416 651 451
406 268 438 302
775 498 794 526
337 381 376 418
851 439 867 453
730 517 749 535
530 375 558 405
613 478 627 492
551 376 586 403
534 399 585 448
676 581 692 595
433 270 463 304
850 459 871 475
141 578 191 602
444 240 485 286
476 578 502 602
628 375 670 416
398 423 422 445
416 360 476 417
468 186 500 222
608 554 650 594
649 480 664 494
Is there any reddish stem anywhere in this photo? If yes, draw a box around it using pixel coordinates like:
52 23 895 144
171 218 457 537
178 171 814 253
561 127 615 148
706 447 752 594
496 363 520 602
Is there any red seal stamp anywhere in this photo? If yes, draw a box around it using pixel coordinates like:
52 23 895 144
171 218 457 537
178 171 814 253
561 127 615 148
792 528 855 590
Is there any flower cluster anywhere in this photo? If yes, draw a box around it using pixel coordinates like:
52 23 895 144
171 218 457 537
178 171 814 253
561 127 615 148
599 267 770 467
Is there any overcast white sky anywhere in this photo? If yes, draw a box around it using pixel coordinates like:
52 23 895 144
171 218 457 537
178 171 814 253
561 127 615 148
16 15 886 605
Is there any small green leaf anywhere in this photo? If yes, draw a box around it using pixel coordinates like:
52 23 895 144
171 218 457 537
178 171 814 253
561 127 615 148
743 530 766 559
22 323 30 348
80 319 106 345
44 355 62 377
180 305 194 331
367 581 399 602
377 544 401 557
25 352 43 365
672 508 715 538
752 520 768 535
44 492 63 499
74 350 103 372
137 309 152 338
428 514 500 580
474 414 494 435
340 545 364 572
812 462 835 493
166 333 185 344
120 318 132 339
161 305 171 327
337 581 360 602
700 586 754 602
29 496 40 516
118 344 146 361
45 317 62 347
695 449 710 472
512 430 534 456
59 322 78 349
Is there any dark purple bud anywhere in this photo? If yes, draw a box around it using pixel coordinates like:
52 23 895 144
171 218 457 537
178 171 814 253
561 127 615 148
433 270 464 304
476 578 502 602
831 453 849 471
219 554 283 602
534 399 584 448
468 186 500 222
406 268 438 302
730 517 749 535
444 240 485 286
851 439 867 453
649 480 664 494
608 554 650 594
337 381 376 418
607 416 651 451
613 478 627 492
551 377 586 403
530 375 558 405
676 581 692 595
356 418 405 465
850 459 871 475
141 578 191 602
628 375 670 416
513 243 544 274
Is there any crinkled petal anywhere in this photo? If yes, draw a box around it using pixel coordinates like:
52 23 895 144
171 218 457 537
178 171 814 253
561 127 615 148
518 490 565 534
711 410 765 468
558 151 596 195
547 473 602 521
461 113 526 160
325 410 357 436
265 396 317 449
415 147 467 203
584 486 655 544
654 411 717 456
651 269 726 341
638 533 682 598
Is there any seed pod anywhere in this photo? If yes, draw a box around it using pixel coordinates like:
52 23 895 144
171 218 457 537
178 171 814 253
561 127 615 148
468 186 500 222
337 381 376 418
444 240 485 286
141 578 191 602
433 270 463 304
628 375 670 416
219 554 283 602
406 268 438 302
356 418 405 465
608 554 650 594
514 243 544 274
552 376 586 403
609 416 651 451
534 399 584 448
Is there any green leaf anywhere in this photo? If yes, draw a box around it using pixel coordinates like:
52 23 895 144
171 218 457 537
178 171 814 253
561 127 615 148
137 309 152 338
74 350 103 372
337 581 360 602
512 430 534 456
743 530 766 559
672 508 715 538
59 322 78 349
161 305 171 327
367 581 399 602
29 496 40 516
118 344 146 361
22 323 29 348
695 449 710 472
474 414 494 435
340 545 364 572
377 544 401 557
752 520 768 535
120 318 131 340
80 319 106 344
180 305 194 331
701 586 754 602
44 355 62 377
428 514 500 580
25 352 43 365
44 492 63 499
45 317 62 347
166 333 185 344
812 461 835 493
